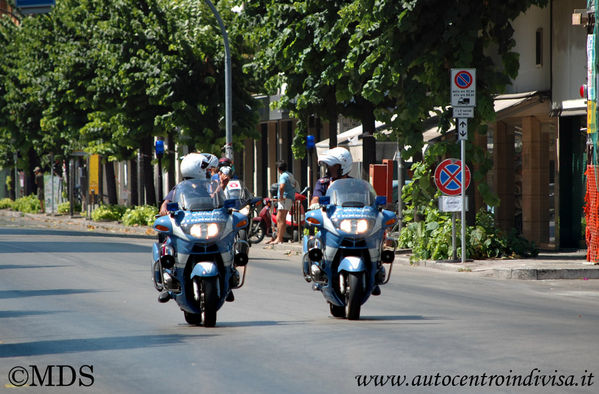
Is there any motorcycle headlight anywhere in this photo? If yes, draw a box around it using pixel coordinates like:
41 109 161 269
189 222 222 239
337 219 373 235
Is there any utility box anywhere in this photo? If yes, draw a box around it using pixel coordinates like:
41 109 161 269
369 159 393 206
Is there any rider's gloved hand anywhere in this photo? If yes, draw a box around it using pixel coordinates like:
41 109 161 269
308 203 320 211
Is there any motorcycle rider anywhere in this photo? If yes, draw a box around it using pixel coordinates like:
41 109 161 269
203 153 220 181
309 147 353 208
306 147 383 296
159 153 216 216
156 153 237 303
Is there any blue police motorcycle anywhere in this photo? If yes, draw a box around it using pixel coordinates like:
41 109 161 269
152 179 249 327
302 178 397 320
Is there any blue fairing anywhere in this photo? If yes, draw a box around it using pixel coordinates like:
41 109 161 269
153 215 173 233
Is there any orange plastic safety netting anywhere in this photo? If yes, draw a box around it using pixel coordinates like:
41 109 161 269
585 165 599 263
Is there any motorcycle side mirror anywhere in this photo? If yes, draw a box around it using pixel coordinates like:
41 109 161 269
319 196 330 207
375 196 387 208
166 202 180 212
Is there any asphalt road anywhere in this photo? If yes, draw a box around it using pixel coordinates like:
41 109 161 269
0 227 598 393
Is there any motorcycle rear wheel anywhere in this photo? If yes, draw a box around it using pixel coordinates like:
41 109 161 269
345 272 363 320
200 277 219 327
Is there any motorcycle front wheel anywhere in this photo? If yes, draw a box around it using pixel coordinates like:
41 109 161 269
345 272 363 320
200 277 219 327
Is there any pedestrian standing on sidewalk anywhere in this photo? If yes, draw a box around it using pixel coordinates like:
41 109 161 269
266 161 297 245
34 166 45 213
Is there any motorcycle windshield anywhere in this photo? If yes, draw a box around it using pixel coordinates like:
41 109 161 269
325 178 377 208
223 180 251 202
174 179 225 211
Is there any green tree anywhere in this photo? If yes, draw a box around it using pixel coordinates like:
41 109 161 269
0 0 260 205
246 0 388 176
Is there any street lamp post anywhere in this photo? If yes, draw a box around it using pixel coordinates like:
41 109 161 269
203 0 233 160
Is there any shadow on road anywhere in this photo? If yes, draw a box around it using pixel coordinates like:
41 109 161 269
0 334 213 358
216 320 305 328
0 227 152 240
0 310 62 318
358 315 437 322
0 241 149 254
0 264 69 270
0 289 101 299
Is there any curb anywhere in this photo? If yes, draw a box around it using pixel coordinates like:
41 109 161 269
401 256 599 280
0 210 155 238
4 209 598 280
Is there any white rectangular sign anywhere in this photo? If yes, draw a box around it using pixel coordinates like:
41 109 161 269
451 68 476 107
453 107 474 118
439 196 468 212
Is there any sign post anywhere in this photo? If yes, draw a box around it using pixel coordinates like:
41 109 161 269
450 68 476 262
435 159 471 261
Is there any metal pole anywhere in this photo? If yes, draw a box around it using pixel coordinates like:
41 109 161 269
461 139 466 263
157 156 163 202
396 144 404 233
452 212 457 261
203 0 233 160
137 150 142 206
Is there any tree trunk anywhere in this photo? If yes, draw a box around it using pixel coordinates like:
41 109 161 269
167 132 176 191
361 107 377 180
327 92 338 148
104 161 118 205
25 148 37 197
142 138 156 206
130 158 139 206
9 171 15 200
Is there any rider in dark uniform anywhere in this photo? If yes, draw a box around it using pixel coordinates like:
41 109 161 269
310 147 353 208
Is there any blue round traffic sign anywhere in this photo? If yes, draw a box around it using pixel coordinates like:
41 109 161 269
454 71 473 89
434 159 471 196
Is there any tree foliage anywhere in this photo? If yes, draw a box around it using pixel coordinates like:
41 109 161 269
0 0 259 171
245 0 548 204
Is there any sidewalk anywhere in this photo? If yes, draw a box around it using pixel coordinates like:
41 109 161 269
2 209 598 280
261 238 599 281
0 210 154 238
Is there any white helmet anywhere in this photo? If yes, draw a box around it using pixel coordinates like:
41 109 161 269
180 153 208 179
201 153 219 170
318 147 353 177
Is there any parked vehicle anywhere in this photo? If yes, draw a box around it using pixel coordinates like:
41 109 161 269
302 178 397 320
248 197 270 244
151 179 249 327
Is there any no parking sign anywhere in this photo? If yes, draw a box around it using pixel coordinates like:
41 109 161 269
451 69 476 107
434 159 470 196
